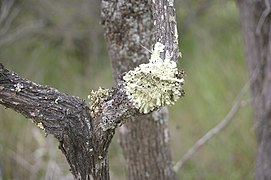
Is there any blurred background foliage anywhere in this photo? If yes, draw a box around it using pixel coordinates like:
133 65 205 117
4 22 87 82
0 0 255 179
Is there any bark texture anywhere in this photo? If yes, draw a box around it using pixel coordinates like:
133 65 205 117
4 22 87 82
0 64 139 179
237 0 271 179
101 0 180 179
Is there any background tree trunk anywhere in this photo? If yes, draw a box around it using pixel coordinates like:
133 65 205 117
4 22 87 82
101 0 180 179
237 0 271 179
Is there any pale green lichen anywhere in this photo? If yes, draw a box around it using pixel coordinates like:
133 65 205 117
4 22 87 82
88 87 109 117
14 83 23 92
168 0 174 6
123 42 185 114
169 15 175 23
37 122 45 130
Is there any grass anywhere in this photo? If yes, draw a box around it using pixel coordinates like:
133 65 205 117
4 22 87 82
0 1 256 179
170 1 255 179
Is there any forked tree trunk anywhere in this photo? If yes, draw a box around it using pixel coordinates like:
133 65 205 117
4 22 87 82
101 0 180 179
0 0 183 179
237 0 271 179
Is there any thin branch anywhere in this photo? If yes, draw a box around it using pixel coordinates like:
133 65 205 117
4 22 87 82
181 0 215 33
0 7 20 36
0 21 44 48
0 0 43 48
240 98 252 107
0 0 15 25
173 81 250 171
256 0 271 35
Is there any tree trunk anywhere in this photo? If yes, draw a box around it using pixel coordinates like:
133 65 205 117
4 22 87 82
0 0 184 179
237 0 271 179
101 0 180 179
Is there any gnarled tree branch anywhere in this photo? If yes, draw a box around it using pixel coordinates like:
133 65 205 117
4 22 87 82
0 63 138 179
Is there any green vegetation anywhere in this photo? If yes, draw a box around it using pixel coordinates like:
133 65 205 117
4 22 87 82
0 1 255 179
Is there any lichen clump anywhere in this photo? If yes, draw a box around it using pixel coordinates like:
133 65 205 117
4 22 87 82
14 83 23 92
123 42 185 114
88 87 109 117
37 122 45 130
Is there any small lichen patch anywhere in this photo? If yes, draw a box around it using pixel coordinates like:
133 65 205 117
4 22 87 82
88 87 109 117
174 25 178 42
178 52 182 58
169 15 175 23
98 155 103 159
123 42 185 114
37 122 45 130
14 83 23 92
168 0 174 6
54 97 60 104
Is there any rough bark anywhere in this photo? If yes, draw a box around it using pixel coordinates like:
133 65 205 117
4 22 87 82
0 64 139 179
1 0 183 179
237 0 271 179
101 0 180 179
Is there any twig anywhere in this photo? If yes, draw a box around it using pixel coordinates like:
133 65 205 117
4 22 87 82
256 0 271 35
0 7 20 36
0 21 44 47
173 81 250 171
0 0 15 25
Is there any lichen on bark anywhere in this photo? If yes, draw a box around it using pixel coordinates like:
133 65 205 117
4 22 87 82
123 42 185 113
88 87 110 117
